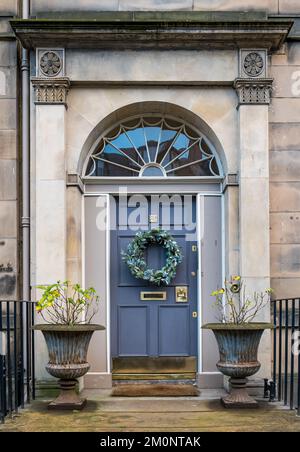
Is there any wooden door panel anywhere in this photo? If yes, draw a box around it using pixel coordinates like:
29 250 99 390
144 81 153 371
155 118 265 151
111 196 197 361
118 306 149 357
158 305 190 356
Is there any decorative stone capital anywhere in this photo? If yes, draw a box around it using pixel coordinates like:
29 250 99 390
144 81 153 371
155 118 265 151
67 173 84 194
222 173 239 193
234 78 273 106
31 77 70 105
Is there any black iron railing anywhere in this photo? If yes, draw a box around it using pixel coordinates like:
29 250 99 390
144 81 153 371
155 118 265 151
0 300 35 423
266 299 300 415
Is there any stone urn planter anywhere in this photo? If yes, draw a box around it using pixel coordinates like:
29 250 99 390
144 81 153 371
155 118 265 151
34 324 105 410
202 323 274 408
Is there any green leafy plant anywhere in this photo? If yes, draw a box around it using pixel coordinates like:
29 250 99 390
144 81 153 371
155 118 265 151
36 281 100 325
211 276 273 324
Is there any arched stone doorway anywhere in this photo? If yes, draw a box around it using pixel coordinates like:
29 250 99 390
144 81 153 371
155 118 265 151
81 103 225 388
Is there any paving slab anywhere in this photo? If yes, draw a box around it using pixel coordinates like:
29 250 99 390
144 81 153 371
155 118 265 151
1 390 300 432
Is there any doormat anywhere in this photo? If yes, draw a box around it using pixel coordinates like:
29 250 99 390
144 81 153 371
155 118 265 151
111 384 200 397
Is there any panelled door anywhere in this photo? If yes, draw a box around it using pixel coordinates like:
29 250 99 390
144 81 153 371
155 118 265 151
111 196 198 377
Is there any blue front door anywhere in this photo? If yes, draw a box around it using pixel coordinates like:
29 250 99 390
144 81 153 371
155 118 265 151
111 196 198 372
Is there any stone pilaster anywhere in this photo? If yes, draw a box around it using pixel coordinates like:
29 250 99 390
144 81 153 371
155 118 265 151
32 47 72 382
32 75 70 286
32 46 69 288
234 72 273 379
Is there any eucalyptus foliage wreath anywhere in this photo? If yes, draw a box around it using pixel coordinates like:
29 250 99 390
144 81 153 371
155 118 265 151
122 228 183 287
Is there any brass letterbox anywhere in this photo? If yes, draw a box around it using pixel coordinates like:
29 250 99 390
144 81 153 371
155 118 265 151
140 292 167 301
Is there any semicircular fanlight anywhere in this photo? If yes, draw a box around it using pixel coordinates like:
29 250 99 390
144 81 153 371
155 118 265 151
85 116 222 178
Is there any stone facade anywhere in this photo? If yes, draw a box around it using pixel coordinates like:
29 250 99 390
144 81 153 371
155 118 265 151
29 1 300 14
0 5 18 301
270 43 300 298
1 1 300 389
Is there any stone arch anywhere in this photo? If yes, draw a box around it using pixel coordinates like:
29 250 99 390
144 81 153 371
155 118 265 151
77 101 228 178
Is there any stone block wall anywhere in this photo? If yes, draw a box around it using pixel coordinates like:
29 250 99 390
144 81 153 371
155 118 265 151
270 43 300 298
30 0 300 15
0 4 18 301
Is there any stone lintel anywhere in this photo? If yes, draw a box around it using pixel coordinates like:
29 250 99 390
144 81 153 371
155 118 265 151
10 17 292 51
33 11 268 22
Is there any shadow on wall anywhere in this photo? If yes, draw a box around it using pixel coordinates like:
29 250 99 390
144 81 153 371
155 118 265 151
0 274 16 297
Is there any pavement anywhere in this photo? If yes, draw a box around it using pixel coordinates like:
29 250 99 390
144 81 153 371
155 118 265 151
1 389 300 432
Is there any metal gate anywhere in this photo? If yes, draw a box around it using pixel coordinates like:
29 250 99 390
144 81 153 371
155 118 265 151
0 300 35 423
265 298 300 416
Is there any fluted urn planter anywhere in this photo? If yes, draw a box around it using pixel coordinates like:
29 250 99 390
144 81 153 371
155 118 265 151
202 323 274 409
34 324 105 410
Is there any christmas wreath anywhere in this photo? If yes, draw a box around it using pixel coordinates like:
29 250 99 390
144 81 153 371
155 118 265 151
122 228 183 287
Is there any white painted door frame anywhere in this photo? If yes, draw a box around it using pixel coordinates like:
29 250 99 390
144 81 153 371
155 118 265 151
83 187 224 378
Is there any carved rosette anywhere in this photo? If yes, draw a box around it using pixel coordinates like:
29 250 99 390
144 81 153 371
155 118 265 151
234 78 273 105
31 77 70 105
240 50 267 79
39 51 63 77
243 52 264 77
